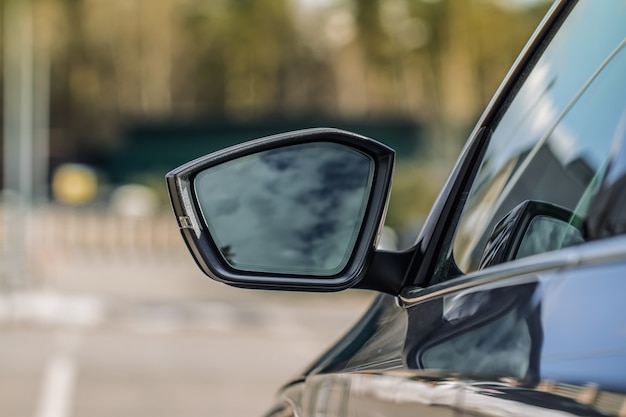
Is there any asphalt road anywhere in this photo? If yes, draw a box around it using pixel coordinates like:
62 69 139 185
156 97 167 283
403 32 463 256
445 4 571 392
0 260 375 417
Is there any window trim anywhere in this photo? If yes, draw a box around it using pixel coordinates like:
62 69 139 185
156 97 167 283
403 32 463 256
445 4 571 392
405 0 576 288
400 235 626 308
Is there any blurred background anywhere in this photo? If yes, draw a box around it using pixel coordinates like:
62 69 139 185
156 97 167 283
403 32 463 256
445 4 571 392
0 0 550 415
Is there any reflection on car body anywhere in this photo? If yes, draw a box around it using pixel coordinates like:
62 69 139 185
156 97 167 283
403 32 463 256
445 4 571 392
166 1 626 416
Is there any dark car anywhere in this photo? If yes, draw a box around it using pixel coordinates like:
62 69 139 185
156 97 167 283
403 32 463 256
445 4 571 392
166 1 626 416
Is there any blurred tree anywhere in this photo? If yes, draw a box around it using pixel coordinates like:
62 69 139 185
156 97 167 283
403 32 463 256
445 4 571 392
0 0 551 229
3 0 549 181
178 0 335 118
31 0 550 128
345 0 550 157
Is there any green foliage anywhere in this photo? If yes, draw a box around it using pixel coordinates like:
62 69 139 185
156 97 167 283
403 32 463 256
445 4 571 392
26 0 551 225
385 158 449 233
180 0 306 117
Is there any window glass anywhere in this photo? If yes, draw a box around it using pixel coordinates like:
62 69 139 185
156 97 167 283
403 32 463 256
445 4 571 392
445 2 626 275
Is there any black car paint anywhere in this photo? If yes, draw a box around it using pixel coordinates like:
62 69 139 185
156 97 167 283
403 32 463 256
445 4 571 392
269 237 626 417
263 1 626 416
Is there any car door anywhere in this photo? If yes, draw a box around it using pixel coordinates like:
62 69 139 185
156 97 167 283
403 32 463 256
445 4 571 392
399 0 626 415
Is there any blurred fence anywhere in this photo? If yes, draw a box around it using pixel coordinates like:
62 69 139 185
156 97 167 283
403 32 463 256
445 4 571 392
27 206 186 261
0 205 189 289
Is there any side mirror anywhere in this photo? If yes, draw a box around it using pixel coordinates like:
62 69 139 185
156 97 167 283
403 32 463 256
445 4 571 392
166 128 395 291
479 200 585 269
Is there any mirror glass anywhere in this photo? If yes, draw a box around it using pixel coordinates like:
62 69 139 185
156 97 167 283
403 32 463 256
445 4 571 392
516 215 585 260
193 142 374 275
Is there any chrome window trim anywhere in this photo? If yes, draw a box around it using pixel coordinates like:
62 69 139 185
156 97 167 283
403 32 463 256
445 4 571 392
400 236 626 308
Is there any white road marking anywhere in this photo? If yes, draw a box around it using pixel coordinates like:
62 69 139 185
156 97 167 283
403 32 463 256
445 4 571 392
35 333 81 417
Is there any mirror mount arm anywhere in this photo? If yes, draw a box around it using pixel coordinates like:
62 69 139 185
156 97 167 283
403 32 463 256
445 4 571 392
355 249 415 295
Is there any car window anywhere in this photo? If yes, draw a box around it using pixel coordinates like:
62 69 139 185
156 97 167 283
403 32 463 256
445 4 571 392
437 1 626 279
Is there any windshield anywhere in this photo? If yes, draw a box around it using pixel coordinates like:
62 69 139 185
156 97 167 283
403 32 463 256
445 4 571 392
437 1 626 279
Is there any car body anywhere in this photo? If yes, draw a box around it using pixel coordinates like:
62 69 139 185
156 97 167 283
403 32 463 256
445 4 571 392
166 1 626 416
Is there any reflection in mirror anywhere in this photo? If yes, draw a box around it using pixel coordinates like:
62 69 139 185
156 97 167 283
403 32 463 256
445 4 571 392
478 200 585 269
418 283 543 383
193 142 374 276
516 216 584 260
421 307 533 378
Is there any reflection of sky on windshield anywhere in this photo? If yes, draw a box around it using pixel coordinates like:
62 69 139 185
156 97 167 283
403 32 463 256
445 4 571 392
486 1 626 177
194 142 373 275
551 45 626 168
453 1 626 272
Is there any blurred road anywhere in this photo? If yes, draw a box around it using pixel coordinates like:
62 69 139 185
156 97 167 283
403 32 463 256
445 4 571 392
0 259 375 416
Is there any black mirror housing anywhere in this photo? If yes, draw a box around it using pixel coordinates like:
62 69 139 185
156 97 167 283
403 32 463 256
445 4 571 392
166 128 395 292
479 200 585 269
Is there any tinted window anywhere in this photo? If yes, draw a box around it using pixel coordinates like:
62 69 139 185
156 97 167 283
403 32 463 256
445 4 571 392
447 2 626 275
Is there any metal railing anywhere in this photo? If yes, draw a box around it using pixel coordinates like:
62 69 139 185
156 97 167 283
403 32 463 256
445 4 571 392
1 205 189 289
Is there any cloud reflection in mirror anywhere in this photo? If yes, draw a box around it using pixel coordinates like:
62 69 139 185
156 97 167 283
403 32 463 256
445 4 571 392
194 142 374 275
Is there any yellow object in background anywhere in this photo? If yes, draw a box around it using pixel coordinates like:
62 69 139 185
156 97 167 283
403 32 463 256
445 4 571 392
52 164 98 205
